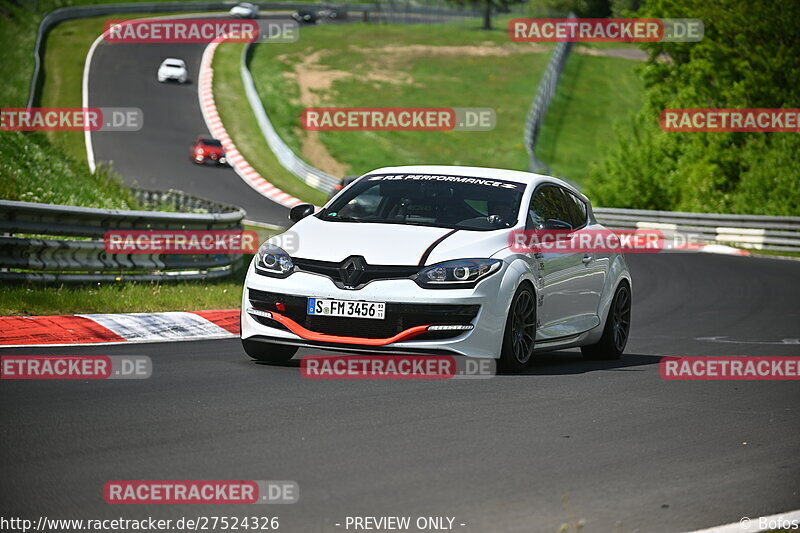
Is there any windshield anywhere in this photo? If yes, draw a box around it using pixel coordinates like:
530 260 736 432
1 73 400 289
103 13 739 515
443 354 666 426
201 139 222 147
320 173 525 230
165 62 183 68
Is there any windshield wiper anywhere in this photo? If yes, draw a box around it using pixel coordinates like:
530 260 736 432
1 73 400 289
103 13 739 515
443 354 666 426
322 216 367 223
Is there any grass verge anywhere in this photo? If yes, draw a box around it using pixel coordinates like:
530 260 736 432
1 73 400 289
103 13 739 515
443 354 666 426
0 130 139 208
235 19 643 186
0 271 247 315
248 20 544 177
0 0 39 107
536 50 644 182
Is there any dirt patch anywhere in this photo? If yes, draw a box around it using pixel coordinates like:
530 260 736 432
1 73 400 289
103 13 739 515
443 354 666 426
285 49 415 108
282 42 647 174
285 43 544 174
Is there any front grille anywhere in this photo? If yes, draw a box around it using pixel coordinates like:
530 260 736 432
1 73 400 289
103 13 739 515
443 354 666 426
293 257 418 289
249 289 479 340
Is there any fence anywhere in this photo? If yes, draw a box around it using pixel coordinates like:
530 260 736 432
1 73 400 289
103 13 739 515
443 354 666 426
369 0 480 24
522 12 577 174
594 208 800 254
0 190 248 282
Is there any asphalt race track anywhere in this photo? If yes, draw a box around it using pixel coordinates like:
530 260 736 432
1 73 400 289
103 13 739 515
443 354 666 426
88 17 295 225
8 10 800 533
2 253 799 532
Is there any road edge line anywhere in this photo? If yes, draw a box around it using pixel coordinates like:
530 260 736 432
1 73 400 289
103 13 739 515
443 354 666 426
683 509 800 533
83 30 107 173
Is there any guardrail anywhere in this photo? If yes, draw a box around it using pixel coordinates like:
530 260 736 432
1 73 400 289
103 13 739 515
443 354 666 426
0 190 249 282
240 43 341 194
594 208 800 253
522 12 576 174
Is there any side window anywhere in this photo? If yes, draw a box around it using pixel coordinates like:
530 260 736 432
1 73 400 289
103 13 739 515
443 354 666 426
561 189 588 229
527 185 570 229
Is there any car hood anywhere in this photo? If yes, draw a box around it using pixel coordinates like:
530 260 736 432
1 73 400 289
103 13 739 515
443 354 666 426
275 216 512 266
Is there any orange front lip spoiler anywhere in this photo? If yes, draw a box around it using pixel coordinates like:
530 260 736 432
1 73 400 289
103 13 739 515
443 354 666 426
263 310 431 346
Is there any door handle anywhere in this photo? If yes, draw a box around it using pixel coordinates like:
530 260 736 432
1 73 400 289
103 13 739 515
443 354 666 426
582 254 593 265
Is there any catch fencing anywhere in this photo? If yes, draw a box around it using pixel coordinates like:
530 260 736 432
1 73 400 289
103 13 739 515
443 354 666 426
0 190 248 282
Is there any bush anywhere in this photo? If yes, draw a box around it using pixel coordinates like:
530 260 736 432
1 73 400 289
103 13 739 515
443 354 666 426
585 0 800 215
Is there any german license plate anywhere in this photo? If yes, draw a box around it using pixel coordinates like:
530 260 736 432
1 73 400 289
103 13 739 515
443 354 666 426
307 298 386 319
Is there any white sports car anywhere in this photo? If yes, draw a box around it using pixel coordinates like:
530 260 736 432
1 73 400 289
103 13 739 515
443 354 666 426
241 166 632 372
229 2 258 18
157 58 187 83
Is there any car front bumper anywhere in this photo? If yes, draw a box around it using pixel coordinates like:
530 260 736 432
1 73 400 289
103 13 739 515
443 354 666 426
192 154 227 165
241 261 512 358
160 74 186 82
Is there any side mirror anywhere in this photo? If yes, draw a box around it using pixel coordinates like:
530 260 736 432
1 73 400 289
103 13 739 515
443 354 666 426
289 204 315 222
543 219 573 231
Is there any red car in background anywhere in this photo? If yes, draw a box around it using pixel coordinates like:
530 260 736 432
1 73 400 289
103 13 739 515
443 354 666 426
190 137 228 165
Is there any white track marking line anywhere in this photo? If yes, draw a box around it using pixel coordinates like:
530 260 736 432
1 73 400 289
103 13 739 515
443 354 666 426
683 509 800 533
83 31 107 173
79 312 232 341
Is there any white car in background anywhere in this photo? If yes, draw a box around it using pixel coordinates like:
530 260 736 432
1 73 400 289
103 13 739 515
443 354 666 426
230 2 258 18
157 58 187 83
241 166 632 372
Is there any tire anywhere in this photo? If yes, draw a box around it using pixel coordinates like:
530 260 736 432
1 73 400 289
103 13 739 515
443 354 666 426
242 339 298 364
581 281 631 360
498 284 537 373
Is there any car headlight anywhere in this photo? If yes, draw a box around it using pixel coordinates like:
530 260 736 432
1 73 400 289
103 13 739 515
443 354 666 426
416 258 501 288
254 243 294 277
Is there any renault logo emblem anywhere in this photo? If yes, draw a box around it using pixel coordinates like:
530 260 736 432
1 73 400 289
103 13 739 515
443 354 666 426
339 256 366 286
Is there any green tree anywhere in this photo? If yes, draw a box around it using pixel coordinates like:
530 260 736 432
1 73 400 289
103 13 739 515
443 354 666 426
585 0 800 215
